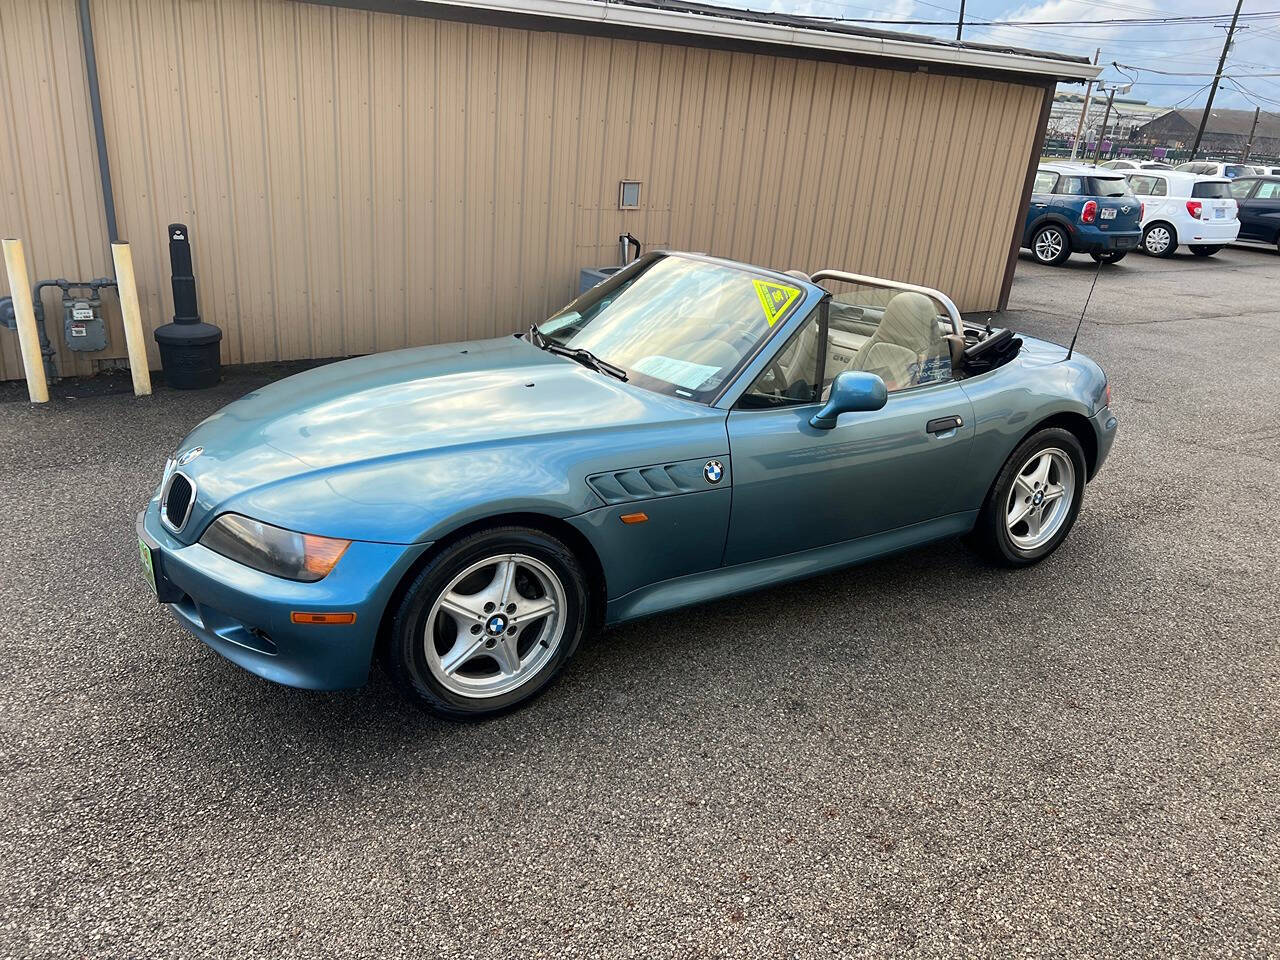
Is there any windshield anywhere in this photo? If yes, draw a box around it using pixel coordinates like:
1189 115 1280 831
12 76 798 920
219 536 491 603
537 254 804 402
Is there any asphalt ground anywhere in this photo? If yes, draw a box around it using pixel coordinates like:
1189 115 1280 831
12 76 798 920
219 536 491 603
2 243 1278 959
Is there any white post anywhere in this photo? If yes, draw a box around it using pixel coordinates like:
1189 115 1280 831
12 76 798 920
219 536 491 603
111 242 152 396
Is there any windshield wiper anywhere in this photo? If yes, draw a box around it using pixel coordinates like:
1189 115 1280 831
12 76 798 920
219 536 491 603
544 342 628 382
527 323 627 381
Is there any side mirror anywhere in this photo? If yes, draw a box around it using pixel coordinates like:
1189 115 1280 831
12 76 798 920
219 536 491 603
809 371 887 429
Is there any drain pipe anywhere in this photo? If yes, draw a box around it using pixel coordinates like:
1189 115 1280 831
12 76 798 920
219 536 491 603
76 0 118 244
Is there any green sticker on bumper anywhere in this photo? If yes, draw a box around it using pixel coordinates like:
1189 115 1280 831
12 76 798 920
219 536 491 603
138 537 157 596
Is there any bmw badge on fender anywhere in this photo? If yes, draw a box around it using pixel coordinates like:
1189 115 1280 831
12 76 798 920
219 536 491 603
138 252 1116 718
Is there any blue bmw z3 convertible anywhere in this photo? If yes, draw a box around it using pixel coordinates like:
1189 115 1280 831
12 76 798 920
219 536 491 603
138 252 1117 717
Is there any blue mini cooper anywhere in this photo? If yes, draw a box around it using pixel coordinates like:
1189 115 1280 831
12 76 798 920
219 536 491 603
1023 163 1143 265
139 253 1116 717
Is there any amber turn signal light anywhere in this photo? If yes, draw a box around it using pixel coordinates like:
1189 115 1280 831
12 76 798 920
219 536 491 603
290 611 357 625
301 534 350 578
619 511 649 524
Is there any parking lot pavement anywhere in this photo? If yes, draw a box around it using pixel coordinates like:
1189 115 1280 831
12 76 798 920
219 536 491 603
2 244 1278 959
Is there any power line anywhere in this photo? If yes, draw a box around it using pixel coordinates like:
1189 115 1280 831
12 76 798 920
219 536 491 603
730 0 1279 54
1170 81 1216 109
812 11 1280 27
1096 78 1237 86
1113 61 1280 78
1228 77 1280 107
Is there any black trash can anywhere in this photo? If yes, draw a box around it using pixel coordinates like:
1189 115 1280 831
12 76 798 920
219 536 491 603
154 320 222 390
154 222 222 389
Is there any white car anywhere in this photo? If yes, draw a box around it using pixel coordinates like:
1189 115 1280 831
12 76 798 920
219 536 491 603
1126 171 1239 258
1174 161 1255 179
1099 159 1173 171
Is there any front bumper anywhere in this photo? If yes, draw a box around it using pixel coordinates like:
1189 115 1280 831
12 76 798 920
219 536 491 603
138 500 429 689
1088 404 1118 479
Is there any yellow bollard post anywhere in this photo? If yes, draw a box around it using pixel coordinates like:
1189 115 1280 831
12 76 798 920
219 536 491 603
2 238 49 404
111 242 151 396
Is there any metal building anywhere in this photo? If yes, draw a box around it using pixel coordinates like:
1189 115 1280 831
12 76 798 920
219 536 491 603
0 0 1096 382
1134 107 1280 160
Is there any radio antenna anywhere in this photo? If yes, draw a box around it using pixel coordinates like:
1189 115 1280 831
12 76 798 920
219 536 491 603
1066 256 1105 361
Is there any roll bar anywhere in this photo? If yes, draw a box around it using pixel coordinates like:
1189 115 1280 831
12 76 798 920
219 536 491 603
809 270 964 337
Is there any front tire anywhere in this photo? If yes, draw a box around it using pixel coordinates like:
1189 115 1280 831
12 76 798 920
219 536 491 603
1090 251 1127 263
1030 225 1071 265
1189 244 1222 257
386 526 589 718
969 427 1087 567
1141 223 1176 257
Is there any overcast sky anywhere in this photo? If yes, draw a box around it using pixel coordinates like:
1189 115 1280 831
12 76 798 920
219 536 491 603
708 0 1280 113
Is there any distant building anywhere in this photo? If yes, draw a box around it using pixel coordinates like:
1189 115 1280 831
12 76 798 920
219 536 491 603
1134 108 1280 160
1048 89 1167 142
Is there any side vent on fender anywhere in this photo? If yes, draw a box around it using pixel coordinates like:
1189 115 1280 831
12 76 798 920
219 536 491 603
587 459 716 505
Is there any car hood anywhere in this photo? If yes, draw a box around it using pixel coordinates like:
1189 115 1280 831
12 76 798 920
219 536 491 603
170 336 719 541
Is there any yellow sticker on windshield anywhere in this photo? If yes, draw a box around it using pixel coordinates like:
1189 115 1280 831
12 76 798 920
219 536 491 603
753 279 801 327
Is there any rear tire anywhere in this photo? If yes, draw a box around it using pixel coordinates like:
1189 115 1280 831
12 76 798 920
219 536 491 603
386 526 590 718
1090 251 1127 263
1030 225 1071 265
968 427 1088 567
1189 245 1222 257
1141 223 1177 257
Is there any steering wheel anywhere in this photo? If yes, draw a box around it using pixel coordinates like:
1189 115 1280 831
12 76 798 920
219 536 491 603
759 356 790 396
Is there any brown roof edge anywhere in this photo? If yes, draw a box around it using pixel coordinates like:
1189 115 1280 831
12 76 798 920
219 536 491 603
300 0 1099 85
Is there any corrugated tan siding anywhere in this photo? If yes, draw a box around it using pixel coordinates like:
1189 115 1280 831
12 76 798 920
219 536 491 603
0 0 1047 381
0 0 120 380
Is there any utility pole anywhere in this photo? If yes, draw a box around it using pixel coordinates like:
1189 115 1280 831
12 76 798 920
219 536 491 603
1242 106 1261 161
1070 48 1102 161
1093 88 1117 164
1190 0 1245 161
956 0 965 41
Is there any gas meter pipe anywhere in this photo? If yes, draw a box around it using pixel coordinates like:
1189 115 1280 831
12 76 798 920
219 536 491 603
112 242 151 396
31 281 66 382
2 239 49 403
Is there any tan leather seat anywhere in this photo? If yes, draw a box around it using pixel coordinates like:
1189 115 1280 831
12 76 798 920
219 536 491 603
846 291 949 391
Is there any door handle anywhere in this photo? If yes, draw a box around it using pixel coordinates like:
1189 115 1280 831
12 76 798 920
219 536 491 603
926 415 964 435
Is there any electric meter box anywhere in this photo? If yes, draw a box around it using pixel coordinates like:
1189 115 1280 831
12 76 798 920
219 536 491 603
63 293 107 352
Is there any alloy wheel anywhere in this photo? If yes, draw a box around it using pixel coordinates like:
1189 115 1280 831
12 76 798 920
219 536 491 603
424 553 567 698
1034 228 1065 263
1005 447 1076 551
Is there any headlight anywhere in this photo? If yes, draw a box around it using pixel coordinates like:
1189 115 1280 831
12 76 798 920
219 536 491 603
199 514 350 582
